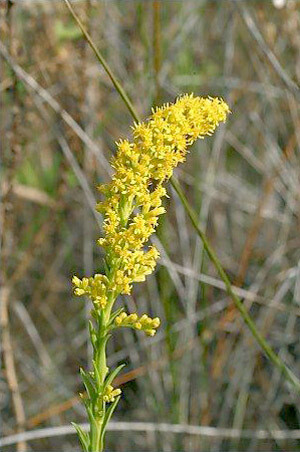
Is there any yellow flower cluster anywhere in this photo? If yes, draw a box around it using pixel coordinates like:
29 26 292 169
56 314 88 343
115 312 161 336
73 94 229 308
72 275 108 308
102 385 121 403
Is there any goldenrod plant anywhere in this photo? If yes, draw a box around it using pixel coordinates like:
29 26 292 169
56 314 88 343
71 94 229 452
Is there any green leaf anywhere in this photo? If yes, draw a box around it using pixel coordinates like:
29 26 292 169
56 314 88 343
103 364 125 391
100 396 121 445
88 320 97 349
86 405 101 449
80 368 96 401
86 404 96 425
71 422 89 452
96 310 105 333
103 257 110 275
92 359 102 388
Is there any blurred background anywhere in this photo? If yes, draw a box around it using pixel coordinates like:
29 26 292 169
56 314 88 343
1 0 300 451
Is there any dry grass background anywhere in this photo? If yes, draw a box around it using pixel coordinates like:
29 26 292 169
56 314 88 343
1 0 300 451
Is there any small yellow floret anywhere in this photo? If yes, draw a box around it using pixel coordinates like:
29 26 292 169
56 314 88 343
102 385 121 403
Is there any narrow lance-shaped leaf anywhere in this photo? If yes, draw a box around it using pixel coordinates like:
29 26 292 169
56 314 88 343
88 320 97 350
107 307 125 328
86 404 100 448
80 367 96 401
102 363 125 392
99 396 121 446
71 422 89 452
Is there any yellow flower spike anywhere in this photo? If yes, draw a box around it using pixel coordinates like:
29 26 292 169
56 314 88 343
95 95 229 296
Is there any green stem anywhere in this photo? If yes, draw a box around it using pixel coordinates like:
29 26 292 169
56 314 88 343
153 0 161 105
91 322 106 451
63 0 140 124
64 0 300 399
90 417 102 452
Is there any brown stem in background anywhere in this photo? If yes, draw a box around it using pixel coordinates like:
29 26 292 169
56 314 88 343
1 287 26 451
